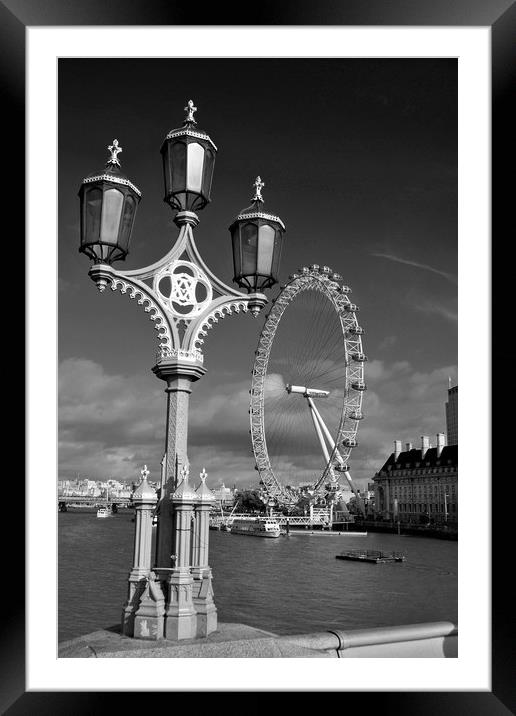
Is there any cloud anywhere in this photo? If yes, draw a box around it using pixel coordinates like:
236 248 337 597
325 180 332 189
378 335 397 350
371 253 457 284
59 356 458 493
414 300 458 323
59 358 165 481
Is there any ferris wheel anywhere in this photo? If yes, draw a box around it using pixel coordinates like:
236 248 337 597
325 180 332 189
249 264 366 511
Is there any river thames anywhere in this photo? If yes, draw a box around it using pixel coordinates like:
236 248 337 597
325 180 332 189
58 511 457 643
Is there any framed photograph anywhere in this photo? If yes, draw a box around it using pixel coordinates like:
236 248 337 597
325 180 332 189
9 0 512 710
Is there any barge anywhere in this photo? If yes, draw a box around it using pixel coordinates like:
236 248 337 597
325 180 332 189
336 549 406 563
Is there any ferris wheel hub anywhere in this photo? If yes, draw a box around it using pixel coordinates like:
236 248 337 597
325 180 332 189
286 384 330 398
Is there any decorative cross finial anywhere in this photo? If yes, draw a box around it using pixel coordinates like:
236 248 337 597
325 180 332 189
107 139 122 166
252 176 265 203
184 99 197 124
141 465 149 480
180 463 190 483
200 467 208 484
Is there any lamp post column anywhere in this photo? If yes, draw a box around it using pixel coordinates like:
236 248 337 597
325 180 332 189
191 468 217 637
121 466 157 636
165 465 198 640
152 358 206 569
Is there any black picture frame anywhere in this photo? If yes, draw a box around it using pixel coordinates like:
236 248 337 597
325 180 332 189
8 0 513 711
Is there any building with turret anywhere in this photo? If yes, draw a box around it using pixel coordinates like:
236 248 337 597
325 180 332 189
372 385 458 525
373 436 457 524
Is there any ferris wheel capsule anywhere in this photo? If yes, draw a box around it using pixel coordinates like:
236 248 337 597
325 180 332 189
342 438 359 448
352 381 367 391
352 353 368 362
348 325 364 335
349 411 364 420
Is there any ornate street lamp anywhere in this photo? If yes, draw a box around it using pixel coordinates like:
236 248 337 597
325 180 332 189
230 176 286 293
78 101 285 641
160 99 217 214
78 139 141 266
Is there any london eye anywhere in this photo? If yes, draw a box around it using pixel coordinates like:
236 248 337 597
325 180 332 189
249 265 366 513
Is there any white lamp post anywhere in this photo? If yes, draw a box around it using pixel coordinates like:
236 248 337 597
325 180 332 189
78 101 286 640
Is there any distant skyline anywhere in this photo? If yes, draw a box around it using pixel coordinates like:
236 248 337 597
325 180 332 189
58 58 457 489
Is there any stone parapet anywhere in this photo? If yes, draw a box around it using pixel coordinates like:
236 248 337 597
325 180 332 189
59 620 458 659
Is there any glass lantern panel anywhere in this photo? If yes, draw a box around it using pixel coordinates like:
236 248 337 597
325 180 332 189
186 142 205 193
119 195 137 252
202 148 215 199
256 224 276 277
271 230 284 279
231 230 241 277
84 187 103 244
100 188 124 245
171 141 186 193
241 223 258 276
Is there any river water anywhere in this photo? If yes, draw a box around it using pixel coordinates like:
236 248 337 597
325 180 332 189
58 511 457 643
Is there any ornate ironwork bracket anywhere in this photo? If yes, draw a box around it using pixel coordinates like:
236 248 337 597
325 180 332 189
88 220 268 363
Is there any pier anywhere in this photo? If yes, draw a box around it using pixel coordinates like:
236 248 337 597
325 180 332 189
209 508 354 531
58 495 132 512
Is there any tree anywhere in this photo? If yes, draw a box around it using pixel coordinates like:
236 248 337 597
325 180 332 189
237 490 266 513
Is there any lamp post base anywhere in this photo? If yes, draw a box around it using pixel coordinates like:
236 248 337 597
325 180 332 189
121 568 150 637
165 569 198 640
133 575 166 640
192 567 218 637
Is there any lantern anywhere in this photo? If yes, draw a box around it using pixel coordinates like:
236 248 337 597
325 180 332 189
229 177 286 292
161 100 217 214
78 139 141 264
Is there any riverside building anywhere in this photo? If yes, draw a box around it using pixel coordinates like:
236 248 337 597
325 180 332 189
373 436 457 524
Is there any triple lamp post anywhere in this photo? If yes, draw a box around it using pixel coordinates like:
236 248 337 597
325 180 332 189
77 101 286 640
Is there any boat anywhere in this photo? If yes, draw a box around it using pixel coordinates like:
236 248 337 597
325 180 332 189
229 516 281 538
336 549 406 563
97 486 111 518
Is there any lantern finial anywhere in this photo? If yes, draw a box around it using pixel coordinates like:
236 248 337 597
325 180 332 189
107 139 122 166
252 176 265 203
184 99 198 125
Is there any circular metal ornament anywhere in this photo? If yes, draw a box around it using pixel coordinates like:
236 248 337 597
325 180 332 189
153 259 213 319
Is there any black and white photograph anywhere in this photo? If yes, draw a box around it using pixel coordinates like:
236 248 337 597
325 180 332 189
13 10 510 707
57 56 459 658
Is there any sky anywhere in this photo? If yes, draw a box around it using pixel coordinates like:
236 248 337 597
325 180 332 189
58 58 457 490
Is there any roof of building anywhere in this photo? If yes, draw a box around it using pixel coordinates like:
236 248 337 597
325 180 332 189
378 444 458 473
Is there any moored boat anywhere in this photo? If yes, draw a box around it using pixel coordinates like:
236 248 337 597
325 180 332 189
96 507 110 518
336 549 406 563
